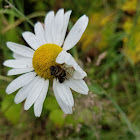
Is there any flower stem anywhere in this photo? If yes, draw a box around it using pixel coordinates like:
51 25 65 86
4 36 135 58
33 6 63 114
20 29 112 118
4 0 34 27
90 82 137 136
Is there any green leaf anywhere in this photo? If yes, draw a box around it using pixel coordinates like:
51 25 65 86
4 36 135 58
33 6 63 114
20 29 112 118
89 83 104 95
65 115 76 125
1 95 21 124
49 109 65 127
44 96 59 111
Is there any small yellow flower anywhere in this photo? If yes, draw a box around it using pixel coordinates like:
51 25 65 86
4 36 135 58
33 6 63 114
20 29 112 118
121 0 137 13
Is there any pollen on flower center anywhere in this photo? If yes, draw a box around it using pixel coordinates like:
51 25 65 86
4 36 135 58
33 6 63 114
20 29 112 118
33 44 62 79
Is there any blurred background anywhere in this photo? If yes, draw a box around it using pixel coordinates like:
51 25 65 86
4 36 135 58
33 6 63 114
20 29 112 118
0 0 140 139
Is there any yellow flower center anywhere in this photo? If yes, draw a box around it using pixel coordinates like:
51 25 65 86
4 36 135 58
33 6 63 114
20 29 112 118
33 44 62 79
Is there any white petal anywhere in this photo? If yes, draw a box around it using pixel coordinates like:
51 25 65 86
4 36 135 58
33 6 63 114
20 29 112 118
73 71 86 79
65 79 89 95
3 59 33 68
14 76 36 104
63 15 88 50
52 9 64 45
56 50 87 79
44 11 55 43
6 72 36 94
13 53 30 60
22 31 40 50
34 22 46 45
34 80 49 117
24 76 45 110
8 68 34 76
59 10 72 46
14 85 29 104
6 42 34 58
53 79 74 107
54 89 72 114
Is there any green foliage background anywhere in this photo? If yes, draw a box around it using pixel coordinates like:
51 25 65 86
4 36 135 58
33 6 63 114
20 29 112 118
0 0 140 139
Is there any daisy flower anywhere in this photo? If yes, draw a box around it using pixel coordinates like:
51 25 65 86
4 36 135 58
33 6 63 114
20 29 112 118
3 9 89 117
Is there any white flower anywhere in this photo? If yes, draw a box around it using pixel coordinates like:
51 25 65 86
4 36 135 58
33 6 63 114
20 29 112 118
3 9 89 117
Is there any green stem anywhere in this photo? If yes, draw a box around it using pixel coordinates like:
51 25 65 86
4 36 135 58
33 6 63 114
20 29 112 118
90 82 136 136
106 94 135 135
4 0 34 27
0 75 12 82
